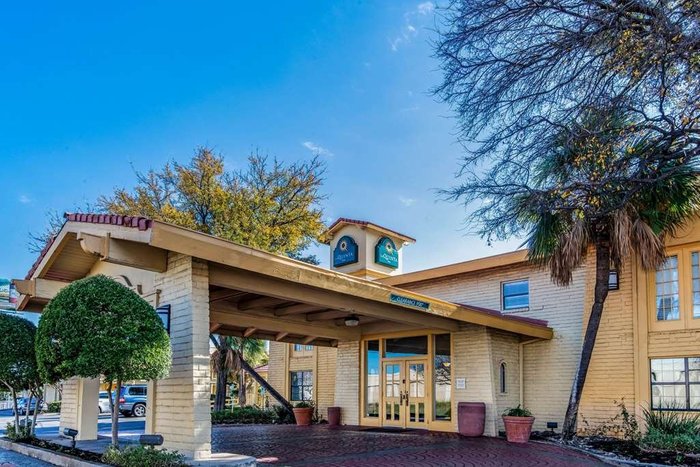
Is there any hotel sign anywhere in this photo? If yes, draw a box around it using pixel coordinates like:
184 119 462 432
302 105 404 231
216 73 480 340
375 237 398 269
332 235 359 268
390 294 430 310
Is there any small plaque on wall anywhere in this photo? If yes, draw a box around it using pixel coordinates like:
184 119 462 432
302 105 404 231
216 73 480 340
456 378 466 389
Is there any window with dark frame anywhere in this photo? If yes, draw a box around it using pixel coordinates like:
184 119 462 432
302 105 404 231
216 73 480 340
290 370 313 401
650 357 700 410
502 280 529 310
293 344 313 352
499 362 507 394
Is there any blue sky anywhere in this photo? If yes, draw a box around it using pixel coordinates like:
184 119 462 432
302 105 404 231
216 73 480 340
0 1 521 281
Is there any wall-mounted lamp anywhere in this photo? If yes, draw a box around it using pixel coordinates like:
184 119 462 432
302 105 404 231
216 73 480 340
344 315 360 327
156 304 171 335
608 270 620 290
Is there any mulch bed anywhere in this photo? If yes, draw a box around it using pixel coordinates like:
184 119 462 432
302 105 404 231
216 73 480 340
531 431 700 466
19 438 104 463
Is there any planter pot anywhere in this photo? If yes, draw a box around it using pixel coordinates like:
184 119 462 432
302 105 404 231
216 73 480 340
327 407 342 426
502 416 535 443
293 407 314 426
457 402 485 437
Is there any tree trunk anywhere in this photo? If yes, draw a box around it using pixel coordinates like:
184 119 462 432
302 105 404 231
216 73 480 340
562 242 611 440
30 386 42 436
111 380 122 448
238 367 247 407
239 358 293 414
214 365 228 412
11 387 19 432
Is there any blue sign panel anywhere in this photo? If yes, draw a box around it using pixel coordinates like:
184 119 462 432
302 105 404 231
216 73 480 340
375 237 399 269
333 235 359 267
390 294 431 310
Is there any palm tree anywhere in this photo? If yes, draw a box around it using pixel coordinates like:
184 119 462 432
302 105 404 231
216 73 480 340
211 336 267 410
510 109 700 439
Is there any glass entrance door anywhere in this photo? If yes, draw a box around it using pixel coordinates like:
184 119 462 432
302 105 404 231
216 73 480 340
382 359 428 429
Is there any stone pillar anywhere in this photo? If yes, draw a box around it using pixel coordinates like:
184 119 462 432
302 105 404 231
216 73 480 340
151 254 211 460
58 377 100 440
452 326 498 436
333 341 360 425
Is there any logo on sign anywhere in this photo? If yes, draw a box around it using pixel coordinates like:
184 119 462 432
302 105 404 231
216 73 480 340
375 237 398 269
332 235 359 267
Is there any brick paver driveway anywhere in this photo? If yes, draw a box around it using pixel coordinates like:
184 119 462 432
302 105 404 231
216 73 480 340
212 425 609 466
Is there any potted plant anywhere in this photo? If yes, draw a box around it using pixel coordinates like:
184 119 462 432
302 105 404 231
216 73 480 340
292 401 314 426
502 405 535 443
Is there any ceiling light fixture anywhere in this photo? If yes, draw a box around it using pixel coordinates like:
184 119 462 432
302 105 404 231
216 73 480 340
344 315 360 327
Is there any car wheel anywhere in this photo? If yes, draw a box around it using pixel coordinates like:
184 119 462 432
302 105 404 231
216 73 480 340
132 403 146 418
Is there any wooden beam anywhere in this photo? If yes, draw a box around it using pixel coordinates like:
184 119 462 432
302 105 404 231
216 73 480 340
238 296 286 310
209 289 244 303
274 303 326 316
275 332 288 341
77 232 167 273
210 307 360 341
306 310 347 321
13 278 69 300
243 327 257 337
210 323 222 333
302 336 315 345
209 265 460 332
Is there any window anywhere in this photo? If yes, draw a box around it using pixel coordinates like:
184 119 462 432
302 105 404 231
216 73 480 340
365 340 380 417
651 358 700 410
499 362 507 394
502 280 529 310
656 256 680 321
692 253 700 318
128 386 147 396
434 334 451 421
293 344 313 352
384 335 428 358
290 370 313 401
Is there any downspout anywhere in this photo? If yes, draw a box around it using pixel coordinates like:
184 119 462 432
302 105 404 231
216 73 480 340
519 338 542 407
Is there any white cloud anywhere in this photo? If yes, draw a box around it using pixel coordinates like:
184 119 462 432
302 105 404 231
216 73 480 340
399 196 416 207
18 194 31 204
417 2 435 14
302 141 334 157
390 2 436 51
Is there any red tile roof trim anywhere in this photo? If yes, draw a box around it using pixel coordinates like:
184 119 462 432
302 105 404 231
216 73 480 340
326 217 416 242
457 303 549 328
24 213 154 279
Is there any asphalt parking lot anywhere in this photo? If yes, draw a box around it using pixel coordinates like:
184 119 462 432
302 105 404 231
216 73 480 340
0 409 145 439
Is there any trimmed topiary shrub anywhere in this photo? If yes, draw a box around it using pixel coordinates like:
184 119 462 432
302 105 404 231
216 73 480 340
102 445 186 467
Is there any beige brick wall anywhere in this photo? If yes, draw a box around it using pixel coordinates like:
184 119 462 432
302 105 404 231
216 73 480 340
58 377 100 440
316 346 338 418
489 330 520 432
334 341 360 425
267 341 287 403
403 261 587 431
150 254 211 460
579 259 636 431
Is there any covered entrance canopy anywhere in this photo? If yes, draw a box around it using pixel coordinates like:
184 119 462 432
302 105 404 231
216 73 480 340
14 213 552 459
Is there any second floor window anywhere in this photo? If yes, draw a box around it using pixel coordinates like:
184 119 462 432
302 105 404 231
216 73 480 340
290 370 313 401
656 256 680 321
502 279 529 310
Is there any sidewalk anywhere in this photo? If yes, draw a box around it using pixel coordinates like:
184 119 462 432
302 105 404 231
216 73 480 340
0 447 52 467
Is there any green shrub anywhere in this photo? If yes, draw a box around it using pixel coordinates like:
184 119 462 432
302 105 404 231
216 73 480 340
271 405 295 424
46 401 61 413
294 401 312 409
102 445 186 467
503 405 532 417
642 408 700 453
211 406 276 425
5 422 32 441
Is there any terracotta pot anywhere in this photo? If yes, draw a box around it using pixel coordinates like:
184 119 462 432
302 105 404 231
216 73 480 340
502 416 535 443
327 406 342 426
293 407 314 426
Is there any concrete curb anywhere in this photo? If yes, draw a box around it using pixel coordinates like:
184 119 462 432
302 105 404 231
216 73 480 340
0 438 103 466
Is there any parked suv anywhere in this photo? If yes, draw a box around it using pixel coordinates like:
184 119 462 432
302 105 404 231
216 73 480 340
14 397 44 416
118 384 147 418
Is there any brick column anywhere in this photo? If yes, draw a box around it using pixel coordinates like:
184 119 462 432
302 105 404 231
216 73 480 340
333 341 360 425
58 377 100 440
151 254 211 460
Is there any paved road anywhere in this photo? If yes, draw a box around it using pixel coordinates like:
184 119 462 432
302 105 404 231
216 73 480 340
0 447 52 466
0 410 145 439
